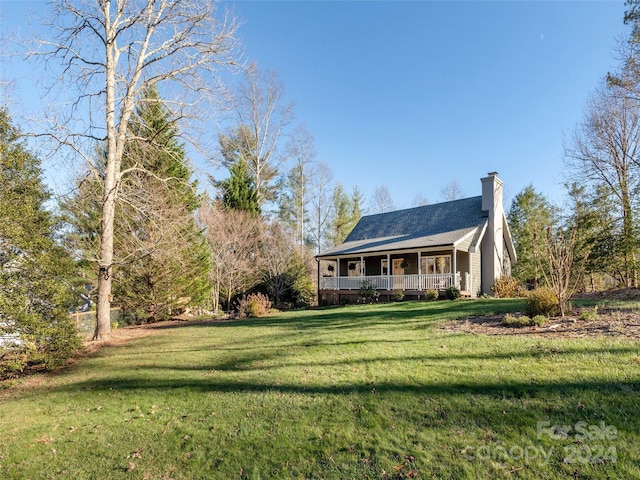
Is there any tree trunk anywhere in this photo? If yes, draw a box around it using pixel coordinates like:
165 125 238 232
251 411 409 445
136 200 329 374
94 3 117 341
94 186 116 340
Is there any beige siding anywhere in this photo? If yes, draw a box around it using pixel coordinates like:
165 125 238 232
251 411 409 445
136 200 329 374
456 233 474 252
471 250 482 296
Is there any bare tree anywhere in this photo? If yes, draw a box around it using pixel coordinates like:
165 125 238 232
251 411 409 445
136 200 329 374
534 224 588 317
225 63 295 206
308 162 334 254
279 125 316 254
33 0 239 339
439 179 464 202
369 184 395 214
411 192 430 207
198 203 261 313
565 81 640 287
259 220 297 308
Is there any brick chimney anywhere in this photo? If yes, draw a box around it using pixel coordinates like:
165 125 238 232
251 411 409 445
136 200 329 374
481 172 504 294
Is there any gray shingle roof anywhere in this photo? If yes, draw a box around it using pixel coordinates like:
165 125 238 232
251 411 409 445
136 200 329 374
317 196 487 257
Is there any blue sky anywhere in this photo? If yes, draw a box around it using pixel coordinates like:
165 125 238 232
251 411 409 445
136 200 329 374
1 0 628 211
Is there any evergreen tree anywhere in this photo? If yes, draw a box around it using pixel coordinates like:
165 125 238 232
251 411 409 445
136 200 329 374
63 88 210 323
349 186 364 230
507 185 557 287
327 183 352 246
327 184 363 247
116 86 210 321
216 158 260 214
218 124 279 207
0 107 80 377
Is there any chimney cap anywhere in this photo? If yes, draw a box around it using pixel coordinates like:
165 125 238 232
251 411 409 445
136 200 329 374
487 171 498 176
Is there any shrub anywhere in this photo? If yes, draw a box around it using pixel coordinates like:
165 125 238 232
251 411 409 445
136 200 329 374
391 290 404 302
358 281 379 304
236 293 272 318
491 276 524 298
525 287 559 317
445 286 460 300
502 314 534 327
425 289 439 301
532 315 548 326
579 306 598 322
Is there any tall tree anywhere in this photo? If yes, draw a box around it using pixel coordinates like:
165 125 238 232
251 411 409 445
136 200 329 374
64 87 211 323
565 81 640 287
326 183 362 246
308 162 334 254
369 184 395 214
507 185 556 287
115 87 210 322
225 63 295 207
0 107 80 377
277 125 316 253
36 0 238 339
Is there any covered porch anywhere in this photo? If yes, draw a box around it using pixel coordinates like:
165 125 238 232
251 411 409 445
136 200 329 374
318 248 476 304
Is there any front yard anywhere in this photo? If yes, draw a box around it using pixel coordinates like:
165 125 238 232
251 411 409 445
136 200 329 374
1 299 638 479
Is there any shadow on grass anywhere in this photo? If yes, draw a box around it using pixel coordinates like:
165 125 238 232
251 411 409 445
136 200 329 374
145 298 525 332
138 344 640 374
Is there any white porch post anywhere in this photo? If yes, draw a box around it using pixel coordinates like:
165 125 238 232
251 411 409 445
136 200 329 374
453 247 458 288
336 258 340 290
386 253 391 290
417 251 422 290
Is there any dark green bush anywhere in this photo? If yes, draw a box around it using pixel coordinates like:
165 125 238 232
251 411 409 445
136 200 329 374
445 286 460 300
525 287 559 317
357 281 379 304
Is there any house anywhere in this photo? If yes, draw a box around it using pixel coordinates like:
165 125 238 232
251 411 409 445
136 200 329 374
316 172 516 304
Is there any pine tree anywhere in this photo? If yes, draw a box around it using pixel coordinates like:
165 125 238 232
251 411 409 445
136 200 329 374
216 158 260 214
507 185 557 287
0 107 80 377
63 88 211 322
327 184 362 246
117 86 210 321
218 124 279 207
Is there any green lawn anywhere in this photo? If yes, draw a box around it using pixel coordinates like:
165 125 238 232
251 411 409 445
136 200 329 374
1 299 639 479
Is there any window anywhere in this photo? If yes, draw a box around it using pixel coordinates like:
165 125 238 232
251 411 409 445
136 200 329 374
347 261 362 277
381 259 388 275
421 255 451 275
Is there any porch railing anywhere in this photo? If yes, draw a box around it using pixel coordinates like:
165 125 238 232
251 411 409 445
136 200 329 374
319 274 460 291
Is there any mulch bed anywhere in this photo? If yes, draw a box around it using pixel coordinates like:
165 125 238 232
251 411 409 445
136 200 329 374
441 289 640 340
440 308 640 340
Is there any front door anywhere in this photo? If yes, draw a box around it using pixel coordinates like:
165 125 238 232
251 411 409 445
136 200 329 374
392 258 404 289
